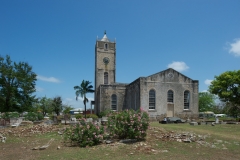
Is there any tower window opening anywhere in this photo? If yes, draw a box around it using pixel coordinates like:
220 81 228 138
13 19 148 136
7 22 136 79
104 72 108 84
105 43 108 49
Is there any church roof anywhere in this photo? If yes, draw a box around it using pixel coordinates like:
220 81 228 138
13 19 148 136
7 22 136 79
147 68 198 82
101 31 109 42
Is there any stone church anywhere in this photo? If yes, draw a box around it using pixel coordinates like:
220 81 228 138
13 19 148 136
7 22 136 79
94 32 199 120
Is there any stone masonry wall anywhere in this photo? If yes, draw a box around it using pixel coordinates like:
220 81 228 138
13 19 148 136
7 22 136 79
125 78 141 110
139 69 199 120
99 84 127 113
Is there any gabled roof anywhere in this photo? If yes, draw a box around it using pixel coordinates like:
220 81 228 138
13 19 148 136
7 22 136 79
147 68 197 81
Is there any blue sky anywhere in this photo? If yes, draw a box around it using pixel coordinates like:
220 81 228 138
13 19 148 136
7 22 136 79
0 0 239 109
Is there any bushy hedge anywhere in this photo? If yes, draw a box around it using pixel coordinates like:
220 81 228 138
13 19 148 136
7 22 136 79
107 109 149 139
24 112 44 121
64 119 104 147
63 109 149 147
75 114 83 119
1 112 19 119
86 114 98 119
98 109 111 118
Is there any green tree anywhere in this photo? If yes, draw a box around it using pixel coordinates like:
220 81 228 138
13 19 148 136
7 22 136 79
0 55 37 112
199 92 216 112
222 102 240 118
37 96 53 116
209 70 240 111
62 104 74 125
62 104 74 115
51 96 63 116
74 80 94 119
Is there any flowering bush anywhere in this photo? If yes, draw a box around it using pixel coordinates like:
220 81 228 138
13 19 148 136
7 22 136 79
107 109 149 139
64 119 104 147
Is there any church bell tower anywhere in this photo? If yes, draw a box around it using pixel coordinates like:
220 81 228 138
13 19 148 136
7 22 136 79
94 31 116 114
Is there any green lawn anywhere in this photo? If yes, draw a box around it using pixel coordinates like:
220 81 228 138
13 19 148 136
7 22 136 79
1 122 240 160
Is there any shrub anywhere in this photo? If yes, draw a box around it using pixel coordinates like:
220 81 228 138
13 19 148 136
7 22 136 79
48 114 54 120
64 119 104 147
86 114 98 119
98 109 112 118
37 113 44 120
107 109 149 139
57 115 63 120
2 112 19 119
75 114 83 119
24 112 37 121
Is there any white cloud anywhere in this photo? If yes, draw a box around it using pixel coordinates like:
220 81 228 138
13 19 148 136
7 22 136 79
201 90 209 92
204 79 213 85
37 75 61 83
36 86 44 92
65 98 73 101
167 61 189 72
229 39 240 57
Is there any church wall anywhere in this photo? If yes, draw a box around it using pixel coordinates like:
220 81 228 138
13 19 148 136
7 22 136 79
98 84 126 113
125 78 141 111
139 69 199 120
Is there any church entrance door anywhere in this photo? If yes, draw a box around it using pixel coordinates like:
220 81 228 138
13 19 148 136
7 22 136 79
167 104 174 117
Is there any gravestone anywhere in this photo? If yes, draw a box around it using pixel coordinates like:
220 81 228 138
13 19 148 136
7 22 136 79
101 117 108 125
215 117 219 124
189 122 198 126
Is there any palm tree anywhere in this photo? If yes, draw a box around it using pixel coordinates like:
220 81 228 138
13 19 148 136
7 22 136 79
74 80 94 119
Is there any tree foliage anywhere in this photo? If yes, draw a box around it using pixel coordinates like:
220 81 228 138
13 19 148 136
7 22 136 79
52 96 63 116
199 92 216 112
74 80 94 118
209 70 240 110
0 55 37 112
36 96 53 116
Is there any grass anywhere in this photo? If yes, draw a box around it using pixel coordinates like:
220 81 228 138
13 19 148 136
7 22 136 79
1 122 240 160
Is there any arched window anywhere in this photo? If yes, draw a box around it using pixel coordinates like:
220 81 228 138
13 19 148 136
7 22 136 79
104 72 108 84
111 94 117 110
184 91 190 109
105 43 108 49
167 90 174 103
149 89 155 110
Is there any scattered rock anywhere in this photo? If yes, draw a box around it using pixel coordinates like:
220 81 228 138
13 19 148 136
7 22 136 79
105 140 112 144
119 139 137 143
32 146 40 150
0 134 6 143
215 140 223 143
32 138 54 150
183 138 191 143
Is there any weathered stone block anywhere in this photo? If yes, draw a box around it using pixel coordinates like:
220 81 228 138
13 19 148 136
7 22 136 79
189 122 198 126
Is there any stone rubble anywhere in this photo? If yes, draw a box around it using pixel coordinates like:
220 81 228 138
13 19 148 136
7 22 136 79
1 123 237 154
148 127 208 144
0 133 6 143
0 123 64 138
